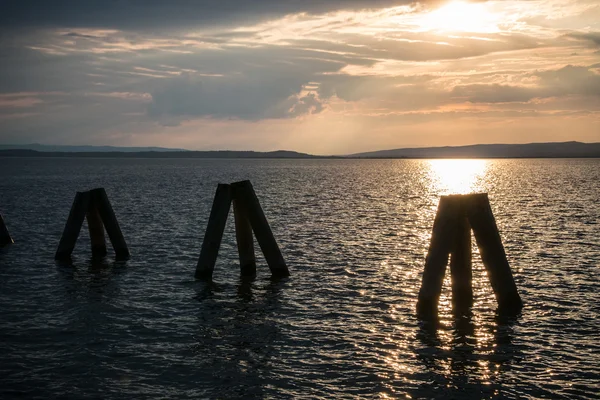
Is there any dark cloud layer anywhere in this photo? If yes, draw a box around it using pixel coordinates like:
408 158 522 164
0 0 407 31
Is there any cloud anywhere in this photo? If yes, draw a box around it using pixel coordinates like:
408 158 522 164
567 32 600 47
0 0 408 31
147 72 325 121
536 64 600 96
448 65 600 104
451 84 538 103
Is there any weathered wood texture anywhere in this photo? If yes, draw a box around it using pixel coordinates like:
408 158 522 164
417 195 459 318
450 205 473 314
91 188 129 259
86 205 107 258
0 214 14 246
231 180 289 278
195 184 232 280
233 197 257 277
465 193 523 314
55 191 91 260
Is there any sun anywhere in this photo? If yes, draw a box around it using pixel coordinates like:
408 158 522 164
418 1 501 33
428 159 488 194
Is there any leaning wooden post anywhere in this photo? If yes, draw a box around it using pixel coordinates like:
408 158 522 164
91 188 129 260
86 201 107 258
450 199 473 314
195 184 233 280
417 196 459 318
465 194 523 314
233 197 257 277
231 180 289 278
0 214 14 246
55 191 92 260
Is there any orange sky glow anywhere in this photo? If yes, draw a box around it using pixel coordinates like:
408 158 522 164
0 0 599 154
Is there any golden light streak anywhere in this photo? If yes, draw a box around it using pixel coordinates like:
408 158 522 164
429 159 488 194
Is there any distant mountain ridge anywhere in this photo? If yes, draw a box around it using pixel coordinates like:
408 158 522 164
0 149 323 159
1 141 599 158
0 144 186 152
350 141 600 158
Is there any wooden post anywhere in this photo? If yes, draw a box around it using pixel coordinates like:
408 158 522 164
0 214 14 246
233 197 256 277
231 180 289 278
55 191 91 260
417 195 459 318
195 184 232 280
86 203 107 258
91 188 129 260
465 194 523 315
450 205 473 314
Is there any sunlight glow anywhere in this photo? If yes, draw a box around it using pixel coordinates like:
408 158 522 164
429 159 488 194
419 1 502 33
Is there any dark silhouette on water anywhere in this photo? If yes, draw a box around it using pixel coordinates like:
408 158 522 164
55 188 130 261
0 213 13 246
417 193 523 319
195 180 289 280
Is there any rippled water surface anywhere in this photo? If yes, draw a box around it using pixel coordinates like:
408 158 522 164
1 158 599 399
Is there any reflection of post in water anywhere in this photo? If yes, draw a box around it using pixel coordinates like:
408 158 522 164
237 279 254 302
416 319 441 348
453 313 476 346
191 277 285 398
448 314 477 376
57 257 126 300
492 314 519 371
417 193 522 319
413 313 518 398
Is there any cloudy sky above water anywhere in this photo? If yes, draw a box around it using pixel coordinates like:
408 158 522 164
1 0 599 154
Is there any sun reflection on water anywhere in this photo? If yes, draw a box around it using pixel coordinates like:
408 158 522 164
408 158 517 393
428 159 489 195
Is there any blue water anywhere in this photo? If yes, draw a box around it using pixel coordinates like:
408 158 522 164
0 157 599 399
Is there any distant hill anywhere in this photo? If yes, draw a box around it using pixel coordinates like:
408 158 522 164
0 149 324 159
0 144 186 152
2 141 599 159
350 141 600 158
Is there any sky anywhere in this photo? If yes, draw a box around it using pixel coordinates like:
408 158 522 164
0 0 599 154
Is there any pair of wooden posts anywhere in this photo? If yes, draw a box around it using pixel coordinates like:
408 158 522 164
55 188 129 261
52 182 288 279
0 214 13 246
195 180 289 280
417 193 523 318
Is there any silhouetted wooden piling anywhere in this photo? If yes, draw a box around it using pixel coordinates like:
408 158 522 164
417 195 460 318
86 205 107 258
465 193 522 314
56 188 129 261
55 191 92 260
0 214 14 246
417 193 523 319
233 197 256 277
231 180 289 278
195 184 232 280
450 206 473 314
91 188 129 259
